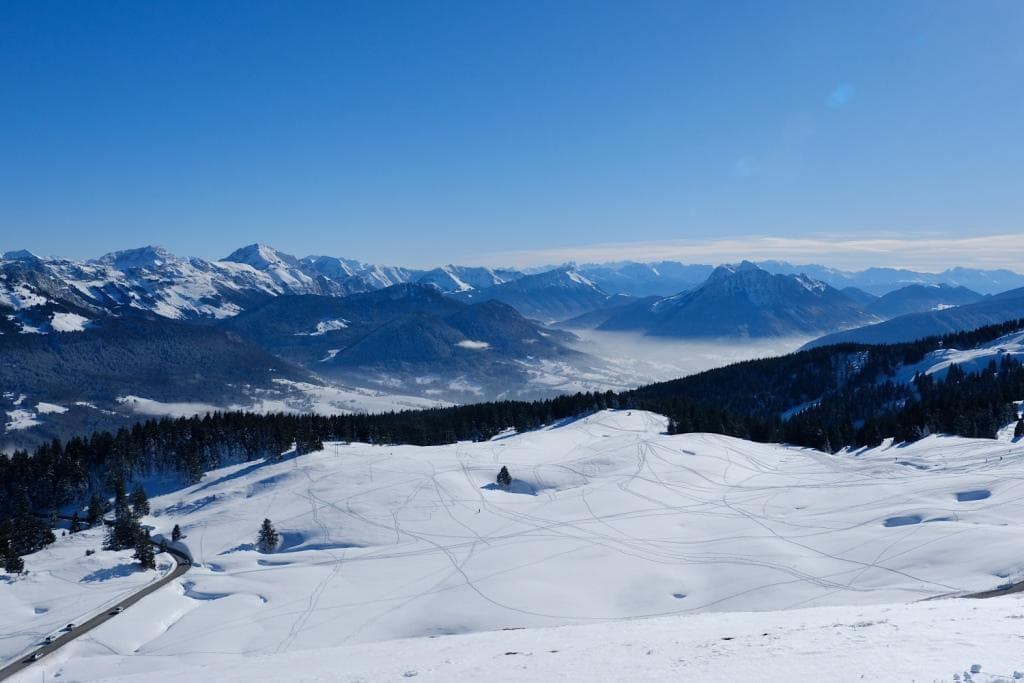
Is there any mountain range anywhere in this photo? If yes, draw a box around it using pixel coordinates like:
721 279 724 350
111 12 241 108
4 243 1024 448
5 244 1024 328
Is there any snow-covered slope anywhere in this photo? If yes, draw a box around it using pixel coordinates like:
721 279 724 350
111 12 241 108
892 329 1024 384
5 410 1024 677
30 594 1024 682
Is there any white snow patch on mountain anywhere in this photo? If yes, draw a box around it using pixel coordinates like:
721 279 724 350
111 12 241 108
456 340 491 350
566 270 597 287
0 283 48 309
319 349 341 362
113 382 446 421
295 319 349 336
35 402 69 415
4 408 40 431
50 311 90 332
116 396 225 419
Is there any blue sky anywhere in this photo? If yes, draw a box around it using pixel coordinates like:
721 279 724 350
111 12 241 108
2 1 1022 269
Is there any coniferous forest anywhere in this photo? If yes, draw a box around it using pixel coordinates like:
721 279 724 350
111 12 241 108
3 320 1023 565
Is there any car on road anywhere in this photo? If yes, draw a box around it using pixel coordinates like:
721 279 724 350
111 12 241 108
27 651 44 662
64 623 75 631
110 606 125 615
43 635 56 644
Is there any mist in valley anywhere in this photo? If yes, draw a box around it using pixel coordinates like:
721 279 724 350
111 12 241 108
568 329 812 389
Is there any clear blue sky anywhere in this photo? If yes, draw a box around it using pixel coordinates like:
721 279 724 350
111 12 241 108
2 1 1022 268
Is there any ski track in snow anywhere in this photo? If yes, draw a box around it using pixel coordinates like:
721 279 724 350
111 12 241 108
4 409 1024 680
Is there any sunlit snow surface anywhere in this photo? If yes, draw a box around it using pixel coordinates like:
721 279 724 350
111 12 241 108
4 410 1024 680
37 596 1024 682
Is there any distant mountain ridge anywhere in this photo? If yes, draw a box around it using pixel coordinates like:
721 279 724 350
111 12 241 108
452 267 612 322
4 245 1023 332
865 283 983 319
596 262 878 338
804 286 1024 348
0 244 528 329
754 260 1024 296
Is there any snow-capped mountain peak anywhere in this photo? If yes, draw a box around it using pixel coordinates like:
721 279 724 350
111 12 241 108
2 249 42 263
94 245 179 271
222 243 302 270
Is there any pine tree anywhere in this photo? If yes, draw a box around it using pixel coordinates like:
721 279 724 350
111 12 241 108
171 524 182 542
496 466 512 489
86 495 104 526
113 480 130 521
69 512 82 534
134 529 156 570
130 484 150 518
105 495 142 551
1015 417 1024 439
257 519 279 553
3 546 24 574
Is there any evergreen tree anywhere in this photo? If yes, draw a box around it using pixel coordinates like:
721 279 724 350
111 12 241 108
130 484 150 518
69 512 82 534
496 466 512 489
257 518 279 553
171 524 182 542
104 496 142 551
113 480 130 521
1016 417 1024 439
5 491 56 556
86 495 104 526
134 529 156 570
3 546 24 574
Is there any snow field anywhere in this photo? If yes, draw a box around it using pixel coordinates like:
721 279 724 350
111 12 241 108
4 409 1024 678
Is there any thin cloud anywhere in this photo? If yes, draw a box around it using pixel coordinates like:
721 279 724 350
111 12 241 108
823 83 856 109
472 234 1024 273
827 83 856 109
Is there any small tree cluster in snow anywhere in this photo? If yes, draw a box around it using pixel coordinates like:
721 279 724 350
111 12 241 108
497 466 512 489
258 519 280 553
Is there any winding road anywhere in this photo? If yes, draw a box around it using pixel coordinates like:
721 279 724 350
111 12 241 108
0 540 191 682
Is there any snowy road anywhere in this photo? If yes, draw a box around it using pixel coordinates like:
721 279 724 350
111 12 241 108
0 542 190 681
